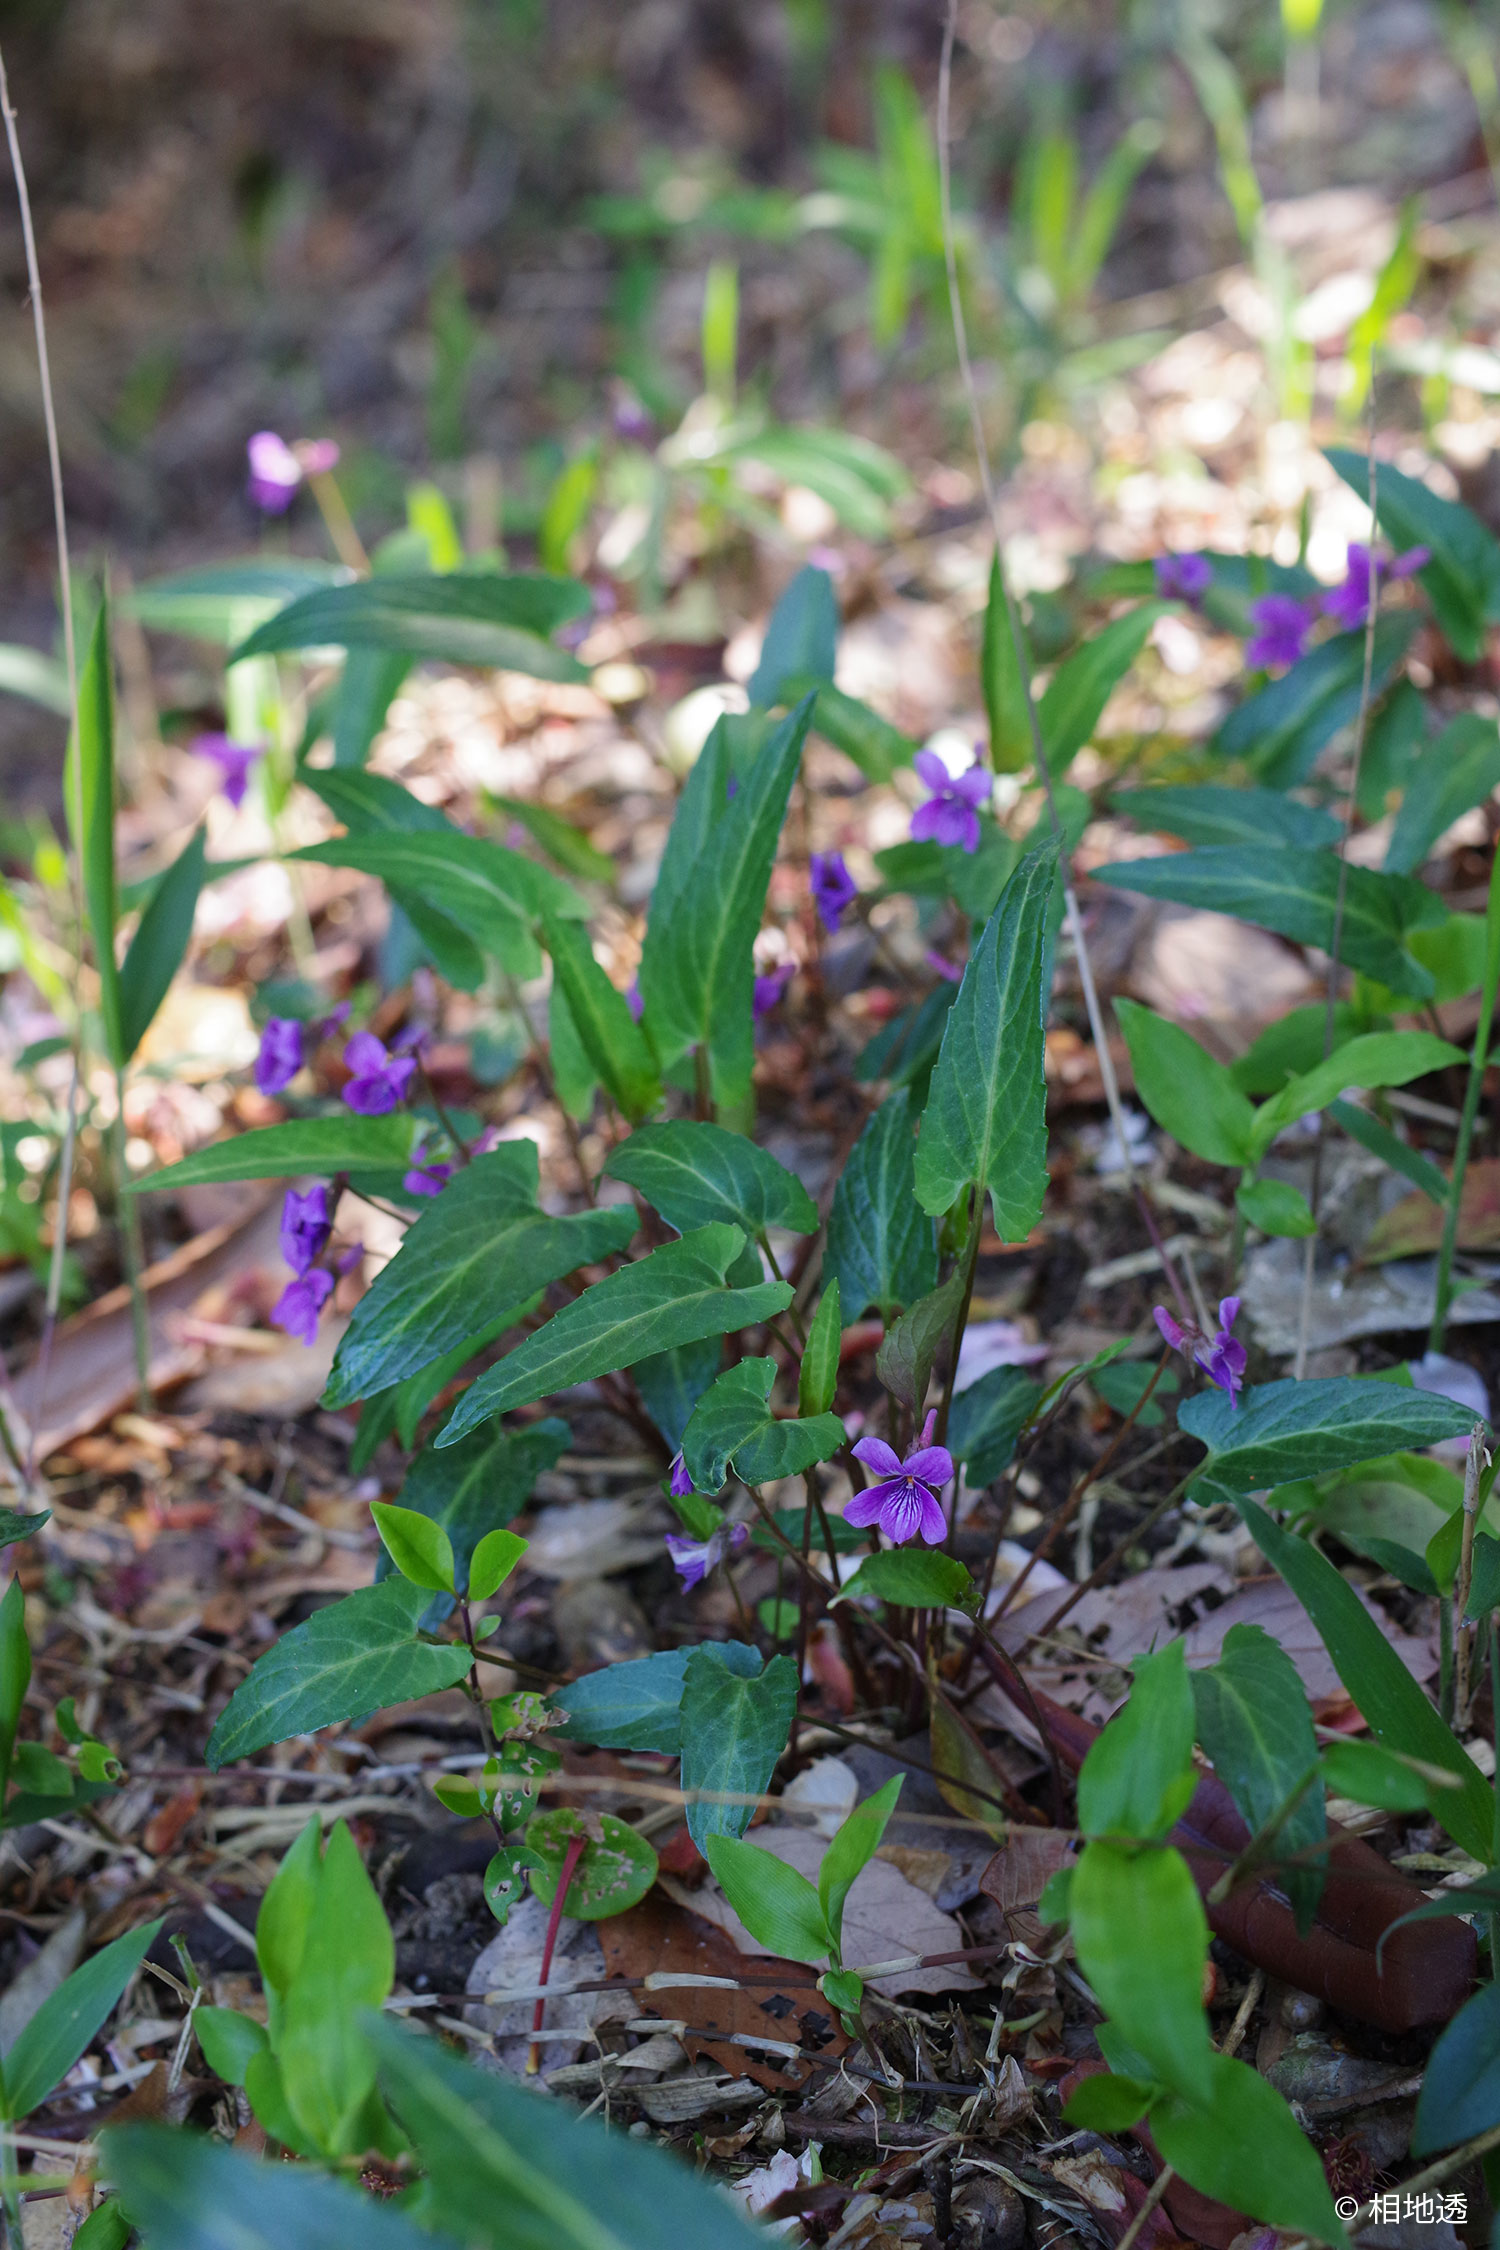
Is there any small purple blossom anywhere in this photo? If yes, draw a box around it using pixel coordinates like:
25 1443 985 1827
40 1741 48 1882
272 1266 334 1345
665 1519 749 1589
1154 1294 1246 1407
341 1030 417 1116
193 733 261 811
1154 552 1214 605
1322 541 1432 632
753 962 794 1020
280 1183 332 1277
625 980 644 1022
811 850 858 934
1245 593 1314 670
925 949 964 984
255 1017 305 1097
669 1453 694 1499
845 1412 953 1546
247 431 302 513
910 749 990 855
402 1160 454 1199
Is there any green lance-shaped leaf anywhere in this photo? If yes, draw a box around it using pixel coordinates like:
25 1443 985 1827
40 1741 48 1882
265 1819 394 2159
118 825 208 1062
1329 1098 1448 1204
388 1419 568 1595
680 1645 798 1849
817 1774 903 1955
875 1267 965 1418
1035 602 1164 769
0 641 71 716
947 1365 1041 1487
205 1579 474 1768
747 565 837 708
1237 1496 1494 1862
1181 1376 1478 1492
1150 2051 1345 2243
1070 1839 1212 2090
366 2018 770 2250
543 917 660 1120
799 681 916 782
1214 616 1417 787
1077 1641 1198 1844
1247 1028 1463 1160
104 2125 446 2250
981 554 1034 773
548 977 597 1119
604 1119 816 1237
1115 998 1255 1167
638 698 812 1110
825 1087 938 1320
437 1224 792 1444
1327 445 1500 662
491 795 615 885
1387 713 1500 876
293 830 587 969
1109 782 1342 852
230 571 592 683
915 840 1057 1238
799 1280 841 1418
330 647 413 769
323 1147 636 1408
66 602 125 1070
550 1641 763 1755
128 556 347 642
703 1834 832 1964
1091 844 1440 1000
1191 1622 1326 1934
1 1918 164 2122
132 1115 420 1192
302 765 456 836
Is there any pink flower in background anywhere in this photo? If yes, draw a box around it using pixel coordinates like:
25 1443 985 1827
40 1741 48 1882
1154 552 1213 605
810 850 858 934
246 431 302 513
298 438 341 476
341 1031 417 1115
665 1520 749 1589
1155 1294 1246 1407
1245 594 1314 670
273 1266 333 1344
193 734 261 811
845 1413 953 1545
279 1183 331 1276
910 749 990 855
255 1017 305 1096
753 962 794 1019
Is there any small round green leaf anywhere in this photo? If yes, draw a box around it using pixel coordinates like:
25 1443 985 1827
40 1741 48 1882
372 1502 456 1593
467 1527 528 1602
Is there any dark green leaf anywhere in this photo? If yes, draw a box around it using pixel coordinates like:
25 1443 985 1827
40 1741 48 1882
1115 998 1255 1166
1077 1642 1197 1843
133 1115 420 1191
437 1225 791 1443
66 605 124 1070
875 1269 965 1417
630 1337 723 1450
232 572 591 682
323 1148 636 1407
129 558 347 642
1387 714 1500 875
838 1550 974 1609
0 1510 48 1551
293 831 587 968
1191 1623 1325 1933
1091 845 1437 1000
1150 2051 1343 2242
679 1357 843 1491
734 1411 845 1486
825 1089 938 1319
747 566 837 707
854 981 958 1093
105 2124 451 2250
302 767 455 834
1215 615 1417 786
544 918 661 1121
3 1919 163 2121
1466 1533 1500 1621
948 1366 1042 1485
329 647 412 768
550 1642 761 1754
1412 1981 1500 2154
1109 784 1340 851
680 1646 798 1849
118 826 207 1061
1182 1376 1477 1490
1327 446 1500 662
1237 1497 1494 1862
205 1580 473 1768
915 842 1057 1236
605 1120 816 1236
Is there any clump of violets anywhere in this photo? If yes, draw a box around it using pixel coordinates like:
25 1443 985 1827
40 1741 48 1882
1154 1295 1246 1408
246 431 341 514
810 850 858 934
910 749 991 855
845 1414 953 1546
666 1519 750 1589
193 734 261 811
1245 594 1314 671
273 1182 336 1345
1154 552 1214 606
1321 540 1430 632
341 1030 417 1116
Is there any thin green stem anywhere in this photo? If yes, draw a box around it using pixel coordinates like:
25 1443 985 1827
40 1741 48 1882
1431 850 1500 1354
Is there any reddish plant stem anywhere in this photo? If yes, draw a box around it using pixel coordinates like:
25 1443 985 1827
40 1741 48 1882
529 1827 587 2074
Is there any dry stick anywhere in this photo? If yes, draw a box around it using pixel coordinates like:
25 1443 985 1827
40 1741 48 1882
1293 432 1380 1378
1020 1468 1200 1649
2 45 83 1489
935 0 1190 1328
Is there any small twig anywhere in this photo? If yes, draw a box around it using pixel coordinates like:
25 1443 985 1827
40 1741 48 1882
1114 2163 1175 2250
1021 1469 1199 1648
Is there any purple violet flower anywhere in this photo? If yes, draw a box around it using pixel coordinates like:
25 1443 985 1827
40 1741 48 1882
810 850 858 934
280 1183 332 1277
625 980 644 1022
665 1519 749 1590
1154 1294 1246 1408
273 1266 334 1345
910 749 991 855
402 1160 455 1199
246 431 303 514
669 1453 694 1499
193 733 261 811
845 1412 953 1546
341 1030 417 1116
1154 552 1214 605
753 962 794 1020
1245 594 1314 671
925 949 964 984
255 1017 305 1097
1322 541 1432 632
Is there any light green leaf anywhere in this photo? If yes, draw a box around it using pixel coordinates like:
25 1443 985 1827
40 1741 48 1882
293 830 587 966
468 1528 527 1602
1070 1839 1211 2090
118 826 207 1061
524 1808 657 1921
1236 1175 1316 1236
914 842 1057 1237
981 555 1034 774
132 1114 420 1191
799 680 916 782
818 1775 903 1953
231 572 591 683
66 604 124 1070
605 1120 816 1236
392 1421 568 1593
129 557 347 643
437 1224 791 1443
205 1580 473 1768
680 1646 797 1849
543 918 660 1120
799 1281 841 1418
1062 2072 1158 2132
194 2006 268 2087
371 1502 455 1594
1322 1737 1457 1813
323 1147 636 1407
1151 2050 1344 2241
1191 1623 1324 1931
1115 998 1255 1166
490 796 615 885
1182 1376 1477 1490
703 1834 831 1963
1093 843 1438 998
825 1089 938 1319
1249 1029 1463 1157
0 641 70 716
1328 1098 1448 1203
2 1919 163 2122
1036 604 1163 768
837 1549 975 1610
104 2125 447 2250
275 1820 393 2156
1077 1642 1197 1843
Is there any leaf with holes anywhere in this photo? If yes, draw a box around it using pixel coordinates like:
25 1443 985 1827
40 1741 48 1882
524 1808 658 1920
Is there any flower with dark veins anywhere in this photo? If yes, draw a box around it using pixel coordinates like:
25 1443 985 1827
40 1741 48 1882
665 1519 749 1589
272 1267 334 1345
193 734 261 811
1155 1294 1246 1407
810 850 858 934
341 1030 417 1116
255 1017 305 1097
910 749 991 855
845 1413 953 1545
280 1183 332 1277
